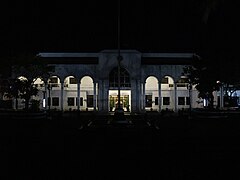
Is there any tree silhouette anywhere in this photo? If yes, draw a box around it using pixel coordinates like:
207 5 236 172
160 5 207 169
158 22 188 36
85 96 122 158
184 55 220 108
5 54 53 110
5 78 38 110
184 0 240 108
5 79 21 109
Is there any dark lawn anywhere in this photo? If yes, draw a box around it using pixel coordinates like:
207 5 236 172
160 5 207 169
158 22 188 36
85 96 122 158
1 114 240 179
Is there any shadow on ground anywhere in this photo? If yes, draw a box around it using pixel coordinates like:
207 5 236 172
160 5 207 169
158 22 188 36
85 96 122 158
1 112 240 179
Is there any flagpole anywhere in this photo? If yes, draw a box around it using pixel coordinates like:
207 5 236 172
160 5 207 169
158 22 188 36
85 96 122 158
114 0 124 120
117 0 121 111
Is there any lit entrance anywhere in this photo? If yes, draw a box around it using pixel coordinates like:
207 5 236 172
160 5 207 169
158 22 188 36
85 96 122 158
109 90 131 112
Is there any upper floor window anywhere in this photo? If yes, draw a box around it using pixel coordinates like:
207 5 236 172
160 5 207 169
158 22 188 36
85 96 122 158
109 67 131 88
69 77 77 84
49 77 58 84
161 77 169 84
177 77 188 87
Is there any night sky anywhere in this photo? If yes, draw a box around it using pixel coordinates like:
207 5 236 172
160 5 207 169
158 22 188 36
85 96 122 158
1 1 239 56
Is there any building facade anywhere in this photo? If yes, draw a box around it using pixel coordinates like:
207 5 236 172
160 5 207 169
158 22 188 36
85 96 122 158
12 50 218 113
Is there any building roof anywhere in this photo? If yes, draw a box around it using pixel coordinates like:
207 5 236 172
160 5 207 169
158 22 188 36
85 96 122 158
38 52 99 64
38 50 197 65
141 52 196 65
38 52 99 58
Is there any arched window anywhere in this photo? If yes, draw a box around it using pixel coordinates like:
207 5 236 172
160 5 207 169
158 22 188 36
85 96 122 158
177 76 188 88
109 67 131 88
145 76 159 109
48 76 60 87
80 76 94 110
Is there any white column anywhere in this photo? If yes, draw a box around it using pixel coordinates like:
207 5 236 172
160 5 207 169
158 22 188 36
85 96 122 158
97 81 101 111
93 82 97 111
142 82 146 111
174 84 177 112
137 80 141 112
77 82 80 111
158 81 162 112
61 82 64 111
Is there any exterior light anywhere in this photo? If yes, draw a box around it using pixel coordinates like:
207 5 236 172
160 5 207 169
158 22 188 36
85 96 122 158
43 99 46 108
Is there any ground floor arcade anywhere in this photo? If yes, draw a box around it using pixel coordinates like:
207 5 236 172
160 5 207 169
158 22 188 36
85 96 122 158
13 74 206 113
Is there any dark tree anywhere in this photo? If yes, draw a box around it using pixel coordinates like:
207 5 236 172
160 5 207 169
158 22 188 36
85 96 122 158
5 78 38 110
4 54 53 110
184 55 221 108
184 0 239 108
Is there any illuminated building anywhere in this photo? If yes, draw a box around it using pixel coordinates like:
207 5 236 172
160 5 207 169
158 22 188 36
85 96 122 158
11 50 218 112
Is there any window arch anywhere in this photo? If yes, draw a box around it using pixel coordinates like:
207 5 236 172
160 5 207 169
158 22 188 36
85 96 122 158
109 67 131 88
161 75 174 88
80 76 94 110
177 76 188 88
47 76 60 87
145 76 159 110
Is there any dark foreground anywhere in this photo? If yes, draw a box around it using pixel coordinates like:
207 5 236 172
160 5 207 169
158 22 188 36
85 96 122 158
1 113 240 179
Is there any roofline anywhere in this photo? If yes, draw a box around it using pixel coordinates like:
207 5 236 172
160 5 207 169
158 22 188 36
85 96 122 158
37 52 99 58
100 49 141 53
141 53 195 58
37 51 199 59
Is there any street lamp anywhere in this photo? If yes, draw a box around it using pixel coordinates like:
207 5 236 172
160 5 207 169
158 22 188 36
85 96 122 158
42 90 46 109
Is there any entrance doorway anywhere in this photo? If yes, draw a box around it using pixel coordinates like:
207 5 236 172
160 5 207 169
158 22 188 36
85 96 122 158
109 90 131 112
